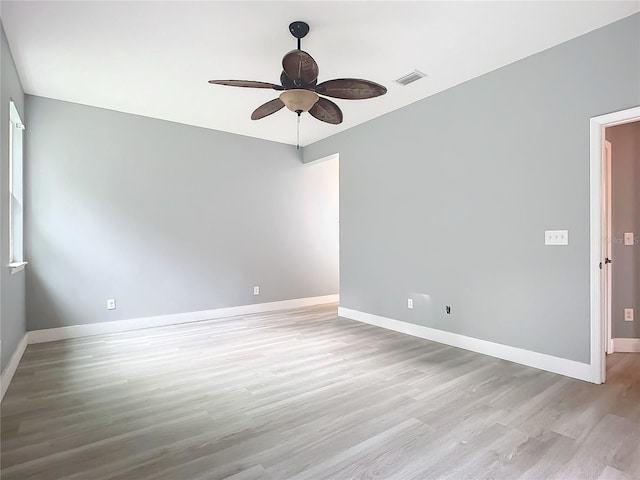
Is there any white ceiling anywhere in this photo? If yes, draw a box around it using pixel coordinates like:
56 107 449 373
1 1 638 146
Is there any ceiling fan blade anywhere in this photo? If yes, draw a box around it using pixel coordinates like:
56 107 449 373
315 78 387 99
209 80 283 90
282 50 319 84
251 98 285 120
309 97 343 125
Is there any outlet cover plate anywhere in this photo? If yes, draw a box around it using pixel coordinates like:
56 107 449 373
545 230 569 246
624 233 635 246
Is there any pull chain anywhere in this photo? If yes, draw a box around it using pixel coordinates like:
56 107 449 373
296 111 301 150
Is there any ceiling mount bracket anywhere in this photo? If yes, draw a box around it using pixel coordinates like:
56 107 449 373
289 21 309 50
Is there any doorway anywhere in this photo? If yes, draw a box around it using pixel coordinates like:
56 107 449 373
590 107 640 384
604 120 640 379
304 153 340 304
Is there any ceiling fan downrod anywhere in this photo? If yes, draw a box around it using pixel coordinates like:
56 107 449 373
290 22 309 149
289 21 309 50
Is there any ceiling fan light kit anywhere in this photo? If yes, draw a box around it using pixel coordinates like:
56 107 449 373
280 89 319 113
209 21 386 147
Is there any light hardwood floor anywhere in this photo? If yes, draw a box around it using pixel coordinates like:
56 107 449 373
1 304 639 480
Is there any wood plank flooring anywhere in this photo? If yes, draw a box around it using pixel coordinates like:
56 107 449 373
1 304 639 479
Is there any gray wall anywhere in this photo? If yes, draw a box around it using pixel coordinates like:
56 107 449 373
303 13 640 363
606 121 640 339
25 96 338 330
1 23 26 372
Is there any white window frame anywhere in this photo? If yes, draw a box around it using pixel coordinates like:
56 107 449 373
9 100 26 274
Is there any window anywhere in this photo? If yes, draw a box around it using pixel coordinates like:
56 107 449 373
9 100 26 273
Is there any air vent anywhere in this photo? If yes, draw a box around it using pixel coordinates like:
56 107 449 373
394 70 427 86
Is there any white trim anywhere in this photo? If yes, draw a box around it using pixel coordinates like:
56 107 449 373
612 338 640 353
590 116 605 383
9 261 27 275
589 106 640 384
1 334 29 401
339 307 592 382
28 295 339 344
303 152 339 166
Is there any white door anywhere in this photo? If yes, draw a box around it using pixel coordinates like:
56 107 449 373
603 140 613 361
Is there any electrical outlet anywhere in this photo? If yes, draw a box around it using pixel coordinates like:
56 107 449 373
407 298 413 309
624 308 634 322
624 233 635 246
253 286 260 295
107 298 116 310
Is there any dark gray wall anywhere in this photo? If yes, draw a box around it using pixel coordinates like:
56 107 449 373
607 121 640 339
303 13 640 363
25 96 339 331
1 23 26 372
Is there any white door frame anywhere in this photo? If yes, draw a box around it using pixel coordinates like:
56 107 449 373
589 106 640 384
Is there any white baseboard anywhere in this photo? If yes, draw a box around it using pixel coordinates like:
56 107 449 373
338 307 592 383
612 337 640 353
1 334 29 401
28 295 339 344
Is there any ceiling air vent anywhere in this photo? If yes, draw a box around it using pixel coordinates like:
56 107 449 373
394 70 427 86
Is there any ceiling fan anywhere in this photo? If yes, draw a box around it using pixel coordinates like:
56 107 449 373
208 21 387 146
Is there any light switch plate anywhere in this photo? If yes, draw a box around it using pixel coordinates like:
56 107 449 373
624 233 635 246
545 230 569 246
